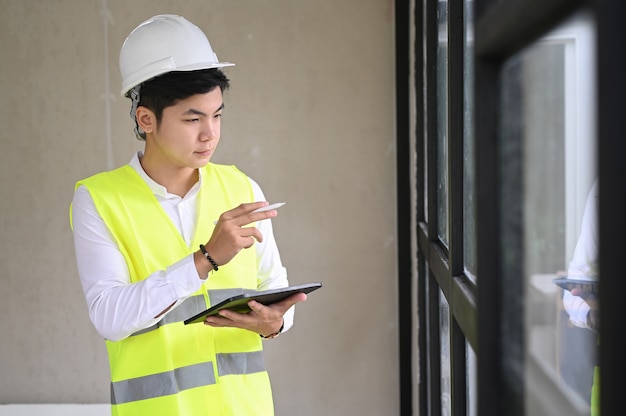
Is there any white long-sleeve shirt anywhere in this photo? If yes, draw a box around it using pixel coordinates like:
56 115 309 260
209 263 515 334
71 152 293 341
563 179 599 328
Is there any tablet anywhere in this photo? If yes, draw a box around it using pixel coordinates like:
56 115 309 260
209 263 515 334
552 277 598 294
184 282 322 325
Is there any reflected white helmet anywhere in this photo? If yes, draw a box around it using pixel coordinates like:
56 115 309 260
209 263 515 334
119 14 234 97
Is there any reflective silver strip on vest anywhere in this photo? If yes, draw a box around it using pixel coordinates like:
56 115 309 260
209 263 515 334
131 289 247 336
110 361 216 405
208 288 248 305
110 352 267 405
217 350 266 376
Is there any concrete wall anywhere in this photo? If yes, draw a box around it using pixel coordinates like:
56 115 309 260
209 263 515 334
0 1 398 415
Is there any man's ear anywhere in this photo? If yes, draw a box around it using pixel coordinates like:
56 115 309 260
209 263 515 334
136 106 156 134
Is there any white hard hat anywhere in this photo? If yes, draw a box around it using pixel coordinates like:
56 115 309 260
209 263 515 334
119 14 234 97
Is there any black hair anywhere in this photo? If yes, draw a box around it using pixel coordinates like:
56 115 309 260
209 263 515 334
135 68 230 124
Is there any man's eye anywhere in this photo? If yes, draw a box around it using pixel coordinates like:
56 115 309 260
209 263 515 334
185 118 200 122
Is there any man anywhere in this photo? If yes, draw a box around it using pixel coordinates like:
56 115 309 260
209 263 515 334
70 14 306 415
563 179 599 415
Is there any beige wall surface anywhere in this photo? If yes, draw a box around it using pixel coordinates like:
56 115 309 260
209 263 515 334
0 1 398 414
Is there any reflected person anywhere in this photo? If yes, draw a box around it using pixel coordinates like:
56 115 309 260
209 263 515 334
563 179 599 416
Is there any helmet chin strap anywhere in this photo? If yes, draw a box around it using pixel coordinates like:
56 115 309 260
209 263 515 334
129 85 146 141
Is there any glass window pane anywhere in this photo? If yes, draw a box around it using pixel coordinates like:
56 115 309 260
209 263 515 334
500 10 598 416
440 290 451 416
437 0 449 246
467 341 477 416
422 0 429 217
463 0 476 280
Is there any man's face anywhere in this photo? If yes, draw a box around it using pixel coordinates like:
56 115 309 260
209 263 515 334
148 87 224 170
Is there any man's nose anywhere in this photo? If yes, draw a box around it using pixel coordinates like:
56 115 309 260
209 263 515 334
200 121 218 140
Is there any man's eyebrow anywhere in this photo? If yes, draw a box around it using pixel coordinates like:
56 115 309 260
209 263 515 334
182 103 225 117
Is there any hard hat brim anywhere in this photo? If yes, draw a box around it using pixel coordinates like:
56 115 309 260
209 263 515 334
120 61 235 97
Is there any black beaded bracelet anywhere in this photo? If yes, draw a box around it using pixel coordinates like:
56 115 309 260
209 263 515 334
260 319 284 340
199 244 219 271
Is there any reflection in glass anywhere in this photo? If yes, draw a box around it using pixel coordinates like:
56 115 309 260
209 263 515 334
437 0 449 246
467 341 477 416
440 290 451 416
500 10 597 416
463 3 478 414
463 0 476 280
422 0 429 217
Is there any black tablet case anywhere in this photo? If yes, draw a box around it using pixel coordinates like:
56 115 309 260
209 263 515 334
184 282 322 325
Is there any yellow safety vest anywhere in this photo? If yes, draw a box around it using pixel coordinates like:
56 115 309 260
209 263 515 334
74 163 274 416
591 366 599 416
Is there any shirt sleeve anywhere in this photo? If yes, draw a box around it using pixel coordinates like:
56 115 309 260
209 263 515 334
249 178 295 333
71 185 204 341
563 290 591 328
563 179 599 329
